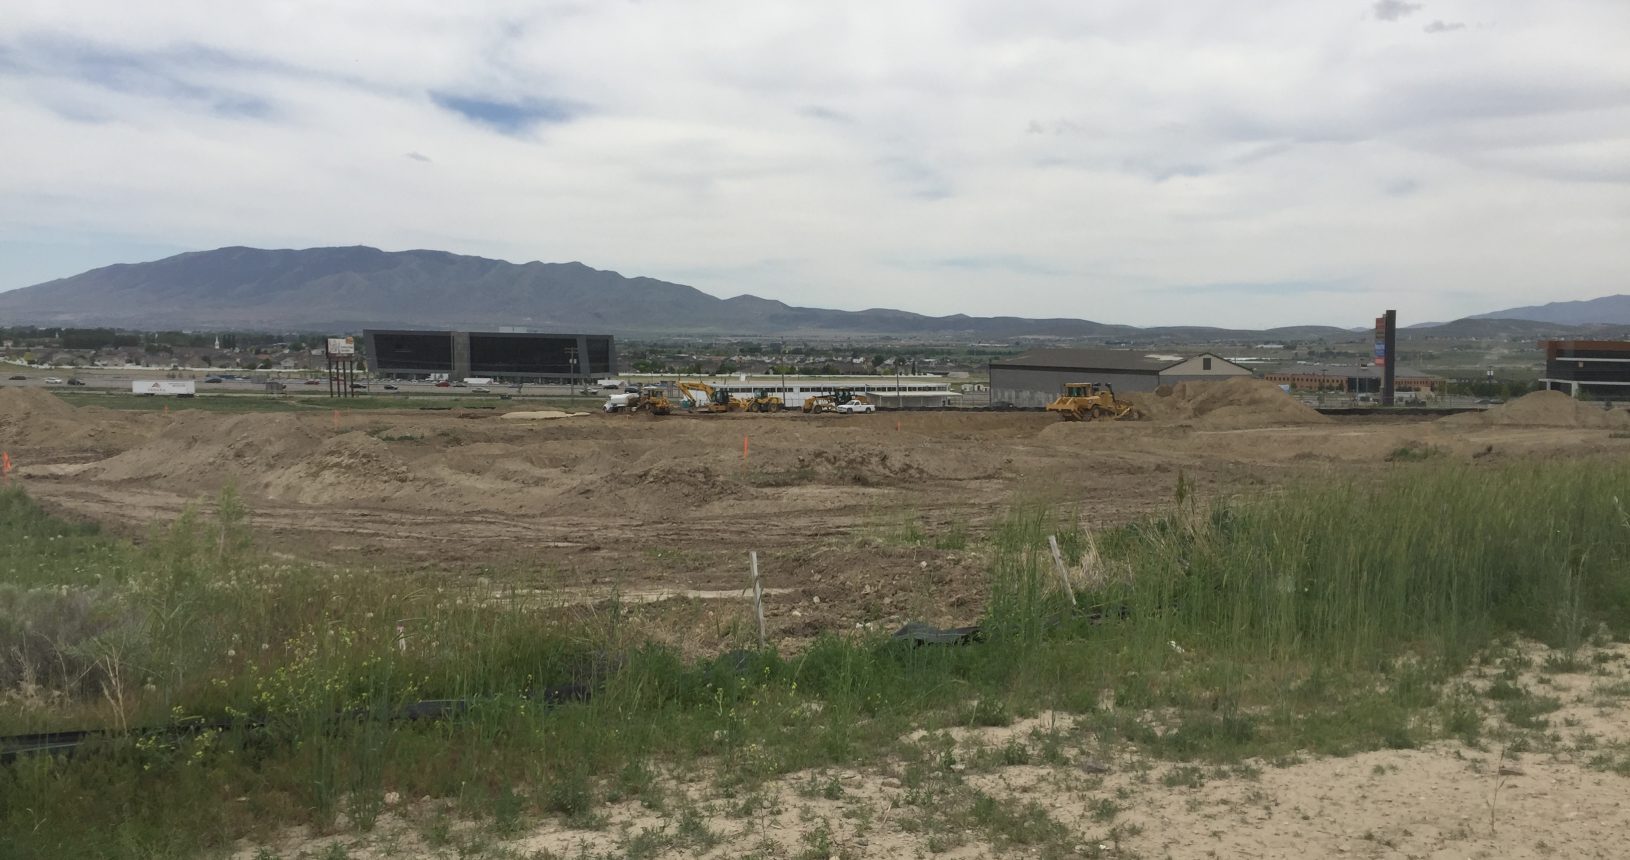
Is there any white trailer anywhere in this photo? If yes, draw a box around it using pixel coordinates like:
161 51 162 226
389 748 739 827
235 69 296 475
132 380 196 397
462 377 494 386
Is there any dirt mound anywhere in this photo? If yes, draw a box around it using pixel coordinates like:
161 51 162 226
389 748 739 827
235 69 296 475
81 413 328 488
793 448 932 484
261 432 423 504
1126 377 1329 429
0 387 76 423
627 460 739 505
1440 390 1630 429
0 388 162 453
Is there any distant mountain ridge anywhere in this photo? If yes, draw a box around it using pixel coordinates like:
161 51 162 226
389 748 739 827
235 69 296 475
1 245 1622 339
0 245 1352 339
1470 294 1630 326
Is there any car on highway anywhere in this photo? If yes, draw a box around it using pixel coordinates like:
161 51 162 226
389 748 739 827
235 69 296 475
470 386 491 393
382 384 399 391
66 378 86 386
835 399 876 414
203 376 224 383
7 375 26 381
303 379 320 385
434 381 451 388
352 382 368 390
43 377 65 384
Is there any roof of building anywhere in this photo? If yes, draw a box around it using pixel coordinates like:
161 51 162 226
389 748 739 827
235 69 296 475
1265 364 1438 380
991 348 1203 373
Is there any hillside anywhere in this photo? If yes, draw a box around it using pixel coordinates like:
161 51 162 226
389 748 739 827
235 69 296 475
0 246 1137 337
0 246 1363 339
1470 294 1630 326
1401 317 1630 340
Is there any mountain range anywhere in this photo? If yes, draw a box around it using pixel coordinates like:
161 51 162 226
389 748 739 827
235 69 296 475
1467 294 1630 326
0 245 1623 339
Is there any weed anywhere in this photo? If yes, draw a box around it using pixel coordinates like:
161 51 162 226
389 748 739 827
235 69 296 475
1501 694 1563 730
1161 765 1206 788
1440 685 1484 745
960 697 1012 728
1090 797 1120 822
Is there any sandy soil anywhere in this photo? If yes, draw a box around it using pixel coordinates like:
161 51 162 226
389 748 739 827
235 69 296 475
231 641 1630 859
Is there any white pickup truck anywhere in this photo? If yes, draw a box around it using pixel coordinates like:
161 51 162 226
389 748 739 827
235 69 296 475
835 399 876 414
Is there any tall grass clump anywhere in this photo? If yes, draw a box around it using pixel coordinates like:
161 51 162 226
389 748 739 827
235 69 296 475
1080 460 1630 670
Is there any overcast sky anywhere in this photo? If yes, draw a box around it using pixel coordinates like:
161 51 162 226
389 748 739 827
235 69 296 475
1 1 1626 328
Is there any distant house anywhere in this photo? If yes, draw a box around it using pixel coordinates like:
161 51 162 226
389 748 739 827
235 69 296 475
989 349 1252 407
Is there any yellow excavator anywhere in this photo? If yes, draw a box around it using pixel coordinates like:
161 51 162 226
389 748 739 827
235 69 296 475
1045 382 1138 421
675 380 740 413
803 389 868 414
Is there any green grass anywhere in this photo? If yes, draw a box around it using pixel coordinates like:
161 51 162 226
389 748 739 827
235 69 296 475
3 457 1630 857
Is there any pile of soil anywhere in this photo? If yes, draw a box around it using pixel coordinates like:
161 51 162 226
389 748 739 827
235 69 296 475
1126 377 1330 429
793 448 932 484
1440 390 1630 429
0 387 75 420
0 388 160 453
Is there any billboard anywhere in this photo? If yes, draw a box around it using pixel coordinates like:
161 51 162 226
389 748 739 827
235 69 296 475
132 380 196 396
327 337 356 356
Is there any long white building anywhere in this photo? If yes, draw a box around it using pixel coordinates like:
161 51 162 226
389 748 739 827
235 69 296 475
620 374 959 408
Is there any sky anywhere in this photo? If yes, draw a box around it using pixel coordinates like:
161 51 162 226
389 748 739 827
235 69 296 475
1 1 1626 329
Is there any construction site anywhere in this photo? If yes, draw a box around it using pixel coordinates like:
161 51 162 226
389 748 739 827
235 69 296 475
5 379 1627 646
5 373 1630 859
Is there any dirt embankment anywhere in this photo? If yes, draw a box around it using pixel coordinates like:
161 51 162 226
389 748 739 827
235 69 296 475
1133 377 1330 428
0 388 162 454
1440 390 1630 429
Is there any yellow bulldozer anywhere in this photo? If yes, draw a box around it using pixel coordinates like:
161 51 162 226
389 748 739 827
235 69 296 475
634 388 674 415
1045 382 1138 421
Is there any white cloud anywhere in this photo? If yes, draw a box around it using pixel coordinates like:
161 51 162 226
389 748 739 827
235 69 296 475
0 0 1627 328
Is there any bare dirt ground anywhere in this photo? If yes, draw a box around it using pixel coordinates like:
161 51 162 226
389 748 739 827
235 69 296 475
5 383 1629 649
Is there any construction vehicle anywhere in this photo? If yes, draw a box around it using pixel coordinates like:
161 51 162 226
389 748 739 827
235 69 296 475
741 389 785 413
675 380 740 413
1045 382 1138 421
635 388 674 415
802 389 869 414
604 387 673 415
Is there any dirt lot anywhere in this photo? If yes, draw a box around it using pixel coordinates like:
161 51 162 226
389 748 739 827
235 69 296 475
4 383 1629 648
